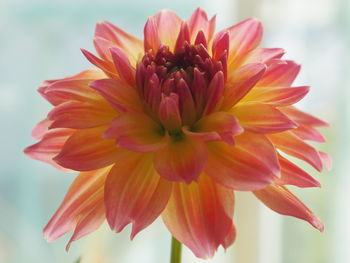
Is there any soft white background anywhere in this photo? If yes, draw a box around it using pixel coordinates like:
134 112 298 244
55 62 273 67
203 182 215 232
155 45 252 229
0 0 346 262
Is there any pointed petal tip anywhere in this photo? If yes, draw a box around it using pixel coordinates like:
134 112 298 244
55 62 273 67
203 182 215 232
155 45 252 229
312 216 324 232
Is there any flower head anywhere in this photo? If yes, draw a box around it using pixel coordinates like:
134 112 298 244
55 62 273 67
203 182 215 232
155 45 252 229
25 8 330 259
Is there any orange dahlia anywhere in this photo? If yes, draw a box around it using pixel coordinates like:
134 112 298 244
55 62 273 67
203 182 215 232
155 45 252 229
25 8 330 259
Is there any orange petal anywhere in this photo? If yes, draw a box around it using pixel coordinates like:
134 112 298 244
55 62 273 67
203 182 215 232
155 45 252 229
222 63 266 110
44 168 109 243
162 175 235 259
153 10 183 50
268 131 323 171
54 126 124 171
240 48 285 66
144 17 161 53
90 78 141 113
190 111 243 144
232 102 297 133
105 152 172 239
24 128 74 170
104 112 168 152
225 18 262 68
242 86 310 106
257 60 300 87
95 21 143 66
280 106 329 127
274 155 321 188
253 184 324 231
154 134 207 183
187 8 216 43
205 132 279 190
48 101 116 129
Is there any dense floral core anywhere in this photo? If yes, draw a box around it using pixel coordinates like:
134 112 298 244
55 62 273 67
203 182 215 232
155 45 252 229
137 43 226 131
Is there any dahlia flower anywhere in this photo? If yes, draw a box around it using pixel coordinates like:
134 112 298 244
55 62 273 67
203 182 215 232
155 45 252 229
25 8 330 259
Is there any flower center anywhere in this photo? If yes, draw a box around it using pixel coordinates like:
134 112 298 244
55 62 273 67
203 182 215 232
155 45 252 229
136 42 226 129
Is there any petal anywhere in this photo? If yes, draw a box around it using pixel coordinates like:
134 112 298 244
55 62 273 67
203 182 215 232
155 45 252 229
48 101 116 129
31 118 53 139
257 60 300 87
203 71 225 115
105 152 172 238
190 111 243 144
274 155 321 188
280 106 329 127
110 47 136 86
222 63 266 110
162 175 235 259
159 93 182 131
253 185 324 231
104 112 168 153
95 21 143 66
232 102 297 133
153 10 183 50
205 132 279 190
44 168 109 243
240 48 285 66
54 126 124 171
187 8 216 43
320 151 332 171
90 78 141 113
242 86 310 106
292 125 326 142
144 17 161 53
154 134 207 183
225 18 263 68
24 128 74 170
268 131 323 171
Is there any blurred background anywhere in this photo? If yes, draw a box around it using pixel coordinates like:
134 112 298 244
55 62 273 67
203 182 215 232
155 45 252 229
0 0 347 262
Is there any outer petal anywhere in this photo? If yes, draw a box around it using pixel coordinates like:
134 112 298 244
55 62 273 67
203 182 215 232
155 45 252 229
104 112 168 153
162 175 235 259
48 101 116 129
275 155 321 188
153 10 182 50
240 48 285 66
144 17 161 53
222 63 266 110
187 8 216 43
24 128 74 170
280 106 329 127
205 132 279 190
253 185 324 231
232 102 297 133
54 126 125 171
225 18 263 68
105 152 172 238
292 125 326 143
110 47 136 86
256 61 301 88
154 134 207 183
31 118 53 139
44 168 109 243
268 131 323 171
90 78 142 113
242 86 310 106
95 21 143 65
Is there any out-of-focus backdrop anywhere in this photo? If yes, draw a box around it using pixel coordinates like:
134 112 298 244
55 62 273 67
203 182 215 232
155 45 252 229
0 0 347 262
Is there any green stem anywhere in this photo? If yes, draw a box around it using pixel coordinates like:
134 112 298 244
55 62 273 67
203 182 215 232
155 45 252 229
170 236 182 263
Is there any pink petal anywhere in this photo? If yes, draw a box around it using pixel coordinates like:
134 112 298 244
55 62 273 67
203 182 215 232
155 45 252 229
257 60 300 87
159 93 182 131
225 18 263 68
280 106 329 127
187 8 216 43
53 126 125 171
320 151 332 171
205 132 279 190
292 125 326 142
222 63 266 110
31 118 53 139
24 128 74 170
44 168 109 243
274 155 321 188
110 47 135 86
203 71 225 115
162 175 235 259
232 102 297 133
95 21 143 66
253 184 324 231
90 78 141 113
268 131 323 171
154 135 207 183
104 112 169 153
240 48 285 66
144 17 161 53
242 86 310 106
105 152 172 239
48 101 116 129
